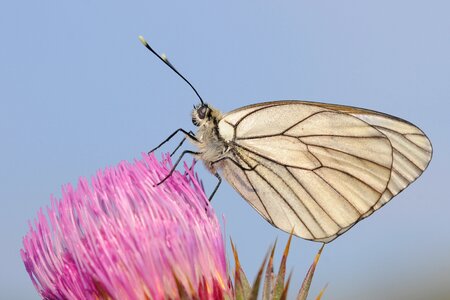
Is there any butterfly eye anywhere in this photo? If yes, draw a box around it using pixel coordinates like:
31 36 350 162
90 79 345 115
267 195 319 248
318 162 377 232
197 106 208 120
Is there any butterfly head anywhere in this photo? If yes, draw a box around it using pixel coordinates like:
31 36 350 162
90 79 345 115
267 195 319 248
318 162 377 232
192 103 213 127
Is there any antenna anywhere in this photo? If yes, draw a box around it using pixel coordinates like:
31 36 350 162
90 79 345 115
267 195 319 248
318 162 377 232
138 35 204 105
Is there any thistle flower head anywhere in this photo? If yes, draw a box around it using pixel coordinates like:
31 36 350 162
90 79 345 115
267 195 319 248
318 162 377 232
21 154 230 299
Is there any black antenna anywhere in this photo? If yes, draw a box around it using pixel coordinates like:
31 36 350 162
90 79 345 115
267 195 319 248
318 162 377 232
138 36 204 105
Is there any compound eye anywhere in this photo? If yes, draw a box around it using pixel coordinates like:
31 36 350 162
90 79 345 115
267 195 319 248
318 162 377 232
197 106 208 119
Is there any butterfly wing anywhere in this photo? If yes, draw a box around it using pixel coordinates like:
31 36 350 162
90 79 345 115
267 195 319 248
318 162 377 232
217 101 432 242
297 102 433 216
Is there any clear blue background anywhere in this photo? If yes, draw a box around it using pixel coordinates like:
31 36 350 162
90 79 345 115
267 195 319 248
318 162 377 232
1 1 449 299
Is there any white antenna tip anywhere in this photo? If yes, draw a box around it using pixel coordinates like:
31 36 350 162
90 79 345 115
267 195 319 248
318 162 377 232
160 53 173 66
138 35 148 46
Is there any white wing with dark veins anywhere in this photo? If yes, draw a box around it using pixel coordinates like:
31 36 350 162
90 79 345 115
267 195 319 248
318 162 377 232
217 101 432 242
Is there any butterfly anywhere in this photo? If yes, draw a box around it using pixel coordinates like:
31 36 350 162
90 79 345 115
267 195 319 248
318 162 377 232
139 36 433 243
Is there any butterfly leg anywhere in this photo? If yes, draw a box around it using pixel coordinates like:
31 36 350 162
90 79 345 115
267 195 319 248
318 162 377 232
207 157 257 202
208 172 222 202
170 132 195 157
156 150 201 186
148 128 197 155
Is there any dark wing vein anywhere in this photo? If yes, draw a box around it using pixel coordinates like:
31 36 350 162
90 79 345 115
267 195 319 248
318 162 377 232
300 141 390 170
284 167 341 229
230 151 274 223
391 166 409 183
232 142 314 169
403 135 433 153
280 111 326 134
320 166 381 194
287 134 387 139
248 166 315 238
234 103 284 127
243 170 275 224
312 169 362 215
234 150 317 238
392 148 422 173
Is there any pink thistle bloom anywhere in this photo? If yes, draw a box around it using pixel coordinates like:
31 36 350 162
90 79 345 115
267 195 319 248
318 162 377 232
21 154 230 300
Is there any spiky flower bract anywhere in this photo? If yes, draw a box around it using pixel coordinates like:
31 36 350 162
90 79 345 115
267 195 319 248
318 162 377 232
21 154 230 300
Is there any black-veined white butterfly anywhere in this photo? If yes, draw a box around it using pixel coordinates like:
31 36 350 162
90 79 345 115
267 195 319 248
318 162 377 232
139 36 432 243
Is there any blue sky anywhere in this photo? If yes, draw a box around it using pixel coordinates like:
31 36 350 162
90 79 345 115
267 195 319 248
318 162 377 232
1 1 449 299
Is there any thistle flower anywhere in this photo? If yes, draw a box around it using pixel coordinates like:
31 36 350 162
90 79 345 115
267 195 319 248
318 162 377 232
21 154 230 299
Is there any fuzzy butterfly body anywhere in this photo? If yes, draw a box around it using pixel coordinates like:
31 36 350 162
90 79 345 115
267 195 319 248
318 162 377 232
190 101 432 243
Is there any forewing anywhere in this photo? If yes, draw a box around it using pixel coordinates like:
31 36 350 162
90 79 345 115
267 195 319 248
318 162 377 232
306 101 433 216
347 109 433 217
219 101 432 242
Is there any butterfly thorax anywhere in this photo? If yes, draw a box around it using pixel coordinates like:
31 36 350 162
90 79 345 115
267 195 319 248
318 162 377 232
191 104 228 173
